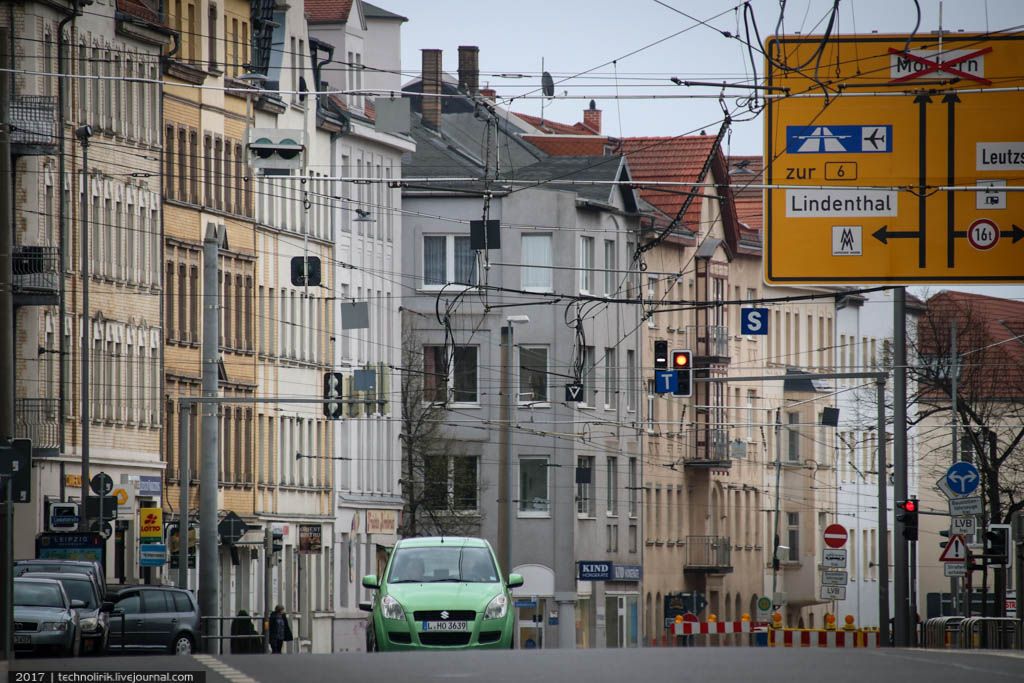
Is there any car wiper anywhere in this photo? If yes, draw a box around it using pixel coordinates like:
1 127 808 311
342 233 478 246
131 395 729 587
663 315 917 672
387 579 422 584
423 578 464 583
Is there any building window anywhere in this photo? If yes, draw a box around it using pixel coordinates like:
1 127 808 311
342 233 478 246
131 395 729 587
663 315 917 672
518 346 548 403
208 5 218 71
423 345 478 404
628 457 638 517
629 525 638 553
423 455 478 511
786 512 800 560
519 456 550 515
576 456 594 516
747 390 756 440
787 412 800 462
521 234 552 291
606 524 618 552
604 239 617 295
606 456 618 516
422 235 477 288
579 236 594 293
582 346 596 406
604 347 617 410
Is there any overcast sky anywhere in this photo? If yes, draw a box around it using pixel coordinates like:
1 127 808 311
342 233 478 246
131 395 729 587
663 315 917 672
382 0 1024 302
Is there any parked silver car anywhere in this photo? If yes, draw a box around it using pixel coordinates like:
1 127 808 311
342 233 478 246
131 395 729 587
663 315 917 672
23 572 113 654
13 577 82 657
108 586 201 654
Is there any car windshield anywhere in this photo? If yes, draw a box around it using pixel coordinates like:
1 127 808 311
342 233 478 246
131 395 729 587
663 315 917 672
57 579 96 608
14 582 65 608
388 545 499 584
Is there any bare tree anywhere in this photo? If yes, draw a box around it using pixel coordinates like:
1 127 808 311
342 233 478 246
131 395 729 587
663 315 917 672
399 322 484 538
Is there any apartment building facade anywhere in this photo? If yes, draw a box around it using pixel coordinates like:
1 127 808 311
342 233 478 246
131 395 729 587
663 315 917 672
4 0 166 580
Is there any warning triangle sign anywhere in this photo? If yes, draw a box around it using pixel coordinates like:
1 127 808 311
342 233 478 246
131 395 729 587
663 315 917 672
939 534 967 562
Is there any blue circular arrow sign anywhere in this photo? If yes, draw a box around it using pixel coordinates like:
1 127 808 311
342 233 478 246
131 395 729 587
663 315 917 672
946 461 980 497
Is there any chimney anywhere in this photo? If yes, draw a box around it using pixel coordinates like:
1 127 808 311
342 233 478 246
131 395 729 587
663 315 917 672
583 100 602 134
421 48 442 131
458 45 479 95
480 87 497 100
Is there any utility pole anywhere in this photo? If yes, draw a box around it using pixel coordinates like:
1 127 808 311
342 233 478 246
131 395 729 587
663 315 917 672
990 430 1006 618
892 287 910 646
770 408 783 607
498 325 510 574
177 406 190 588
0 27 14 445
876 378 890 647
950 320 960 614
76 124 93 531
199 223 224 647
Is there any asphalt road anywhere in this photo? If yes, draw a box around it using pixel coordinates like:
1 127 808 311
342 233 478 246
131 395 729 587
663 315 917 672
3 648 1024 683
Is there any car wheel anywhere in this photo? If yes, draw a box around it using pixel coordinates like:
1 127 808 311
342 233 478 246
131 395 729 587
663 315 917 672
171 634 194 655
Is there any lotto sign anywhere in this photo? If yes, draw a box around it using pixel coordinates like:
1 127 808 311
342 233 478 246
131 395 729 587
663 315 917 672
765 33 1024 283
139 507 163 542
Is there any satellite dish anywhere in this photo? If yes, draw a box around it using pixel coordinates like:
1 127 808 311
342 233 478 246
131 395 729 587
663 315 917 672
541 71 554 97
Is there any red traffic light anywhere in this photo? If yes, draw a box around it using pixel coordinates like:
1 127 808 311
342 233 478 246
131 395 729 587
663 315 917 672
672 350 690 368
897 499 918 512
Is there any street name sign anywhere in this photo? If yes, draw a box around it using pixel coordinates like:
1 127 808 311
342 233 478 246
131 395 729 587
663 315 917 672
949 496 983 516
944 562 967 578
821 548 847 568
822 570 849 586
950 516 978 536
820 585 847 601
939 534 968 562
765 33 1024 283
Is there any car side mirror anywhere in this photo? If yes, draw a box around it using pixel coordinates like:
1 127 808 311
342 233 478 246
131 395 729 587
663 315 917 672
361 575 379 590
100 601 115 613
507 573 524 588
70 599 86 609
358 601 373 613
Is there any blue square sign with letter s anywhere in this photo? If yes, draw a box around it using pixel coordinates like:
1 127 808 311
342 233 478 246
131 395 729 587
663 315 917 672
740 308 769 336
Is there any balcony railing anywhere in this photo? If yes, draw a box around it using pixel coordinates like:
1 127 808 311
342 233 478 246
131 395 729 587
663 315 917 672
12 245 60 305
16 398 60 455
684 535 732 573
10 96 57 154
687 325 730 359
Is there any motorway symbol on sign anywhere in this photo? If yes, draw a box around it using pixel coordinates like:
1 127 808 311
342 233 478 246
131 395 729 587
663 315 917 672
822 548 847 568
823 524 848 549
946 462 981 496
822 570 849 586
944 562 967 578
786 125 893 154
565 383 584 402
654 370 678 394
940 534 968 562
740 308 769 335
820 585 847 601
950 516 978 536
949 496 984 517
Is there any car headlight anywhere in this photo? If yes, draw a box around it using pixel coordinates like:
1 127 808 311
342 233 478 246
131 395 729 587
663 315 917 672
485 594 509 620
41 622 68 631
80 617 99 632
381 595 406 621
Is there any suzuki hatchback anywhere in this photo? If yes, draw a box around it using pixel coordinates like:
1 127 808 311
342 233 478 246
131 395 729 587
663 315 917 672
361 537 523 651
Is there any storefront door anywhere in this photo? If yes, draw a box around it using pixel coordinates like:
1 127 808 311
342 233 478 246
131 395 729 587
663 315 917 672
517 597 546 649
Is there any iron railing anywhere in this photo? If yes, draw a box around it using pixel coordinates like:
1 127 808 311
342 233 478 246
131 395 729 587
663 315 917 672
16 398 60 452
12 245 60 293
685 535 732 570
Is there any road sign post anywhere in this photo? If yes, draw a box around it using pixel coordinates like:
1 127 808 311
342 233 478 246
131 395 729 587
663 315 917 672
765 33 1024 284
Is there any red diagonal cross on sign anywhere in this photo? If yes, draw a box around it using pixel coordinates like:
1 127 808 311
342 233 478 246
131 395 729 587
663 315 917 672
888 47 993 85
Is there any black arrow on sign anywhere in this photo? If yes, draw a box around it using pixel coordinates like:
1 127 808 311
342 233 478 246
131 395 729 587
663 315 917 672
872 225 921 245
915 93 932 268
950 225 1023 244
943 93 960 267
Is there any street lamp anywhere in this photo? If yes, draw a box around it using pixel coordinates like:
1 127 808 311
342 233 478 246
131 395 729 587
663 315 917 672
76 124 93 532
501 315 529 579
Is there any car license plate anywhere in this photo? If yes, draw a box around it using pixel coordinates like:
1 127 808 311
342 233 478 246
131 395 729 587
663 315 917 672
14 635 31 645
422 621 468 631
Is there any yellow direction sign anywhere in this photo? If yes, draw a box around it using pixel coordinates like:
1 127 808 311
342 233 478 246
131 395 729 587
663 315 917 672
765 33 1024 283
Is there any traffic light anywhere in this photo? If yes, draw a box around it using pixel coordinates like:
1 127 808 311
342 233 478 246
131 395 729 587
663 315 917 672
654 340 668 370
985 524 1010 567
265 526 285 555
290 255 321 287
323 372 344 419
247 128 305 173
672 349 692 397
896 498 919 541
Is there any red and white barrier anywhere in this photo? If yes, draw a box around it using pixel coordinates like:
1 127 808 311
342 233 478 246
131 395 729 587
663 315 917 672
769 629 880 648
672 621 764 636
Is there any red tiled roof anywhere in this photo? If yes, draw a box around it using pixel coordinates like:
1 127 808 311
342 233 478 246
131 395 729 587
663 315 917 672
306 0 354 23
617 136 717 229
514 112 596 136
117 0 163 24
522 135 608 157
728 155 764 232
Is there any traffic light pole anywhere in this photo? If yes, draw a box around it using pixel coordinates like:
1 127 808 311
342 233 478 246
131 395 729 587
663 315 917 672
876 378 890 648
892 287 911 647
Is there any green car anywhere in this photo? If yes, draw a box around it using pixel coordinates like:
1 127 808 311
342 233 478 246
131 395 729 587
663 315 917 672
361 537 523 651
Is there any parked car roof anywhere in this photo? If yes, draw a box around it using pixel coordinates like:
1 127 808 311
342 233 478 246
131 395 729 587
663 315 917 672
396 537 489 548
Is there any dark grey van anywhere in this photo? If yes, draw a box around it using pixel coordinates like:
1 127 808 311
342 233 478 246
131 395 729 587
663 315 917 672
108 587 201 654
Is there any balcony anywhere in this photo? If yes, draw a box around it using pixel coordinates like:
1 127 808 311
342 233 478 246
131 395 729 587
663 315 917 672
12 245 60 307
10 96 56 156
687 324 730 363
684 535 733 574
684 427 733 470
16 398 60 457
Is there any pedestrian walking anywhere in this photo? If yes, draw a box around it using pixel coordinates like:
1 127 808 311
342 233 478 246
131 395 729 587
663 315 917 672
231 610 259 654
268 605 293 654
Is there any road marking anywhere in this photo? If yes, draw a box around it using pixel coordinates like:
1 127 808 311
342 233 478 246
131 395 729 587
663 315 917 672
872 650 1024 678
193 654 260 683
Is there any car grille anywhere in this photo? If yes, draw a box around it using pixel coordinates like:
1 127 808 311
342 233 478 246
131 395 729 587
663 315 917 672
419 632 471 646
14 622 37 632
388 632 412 644
479 631 501 644
413 610 476 621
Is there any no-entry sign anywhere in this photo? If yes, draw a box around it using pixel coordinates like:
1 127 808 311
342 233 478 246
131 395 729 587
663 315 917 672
823 524 848 549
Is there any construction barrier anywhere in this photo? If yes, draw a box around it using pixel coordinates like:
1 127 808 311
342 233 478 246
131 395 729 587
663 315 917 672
768 629 880 648
671 620 765 636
